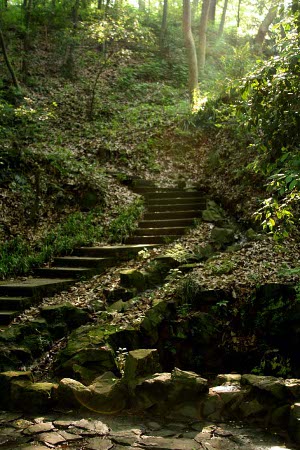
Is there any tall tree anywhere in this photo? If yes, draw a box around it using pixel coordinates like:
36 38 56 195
237 0 242 28
160 0 168 53
0 26 20 89
198 0 211 73
183 0 199 106
217 0 228 38
208 0 217 24
254 2 278 48
22 0 33 80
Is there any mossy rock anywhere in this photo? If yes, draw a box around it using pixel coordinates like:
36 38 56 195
56 372 127 413
241 374 288 401
119 269 147 291
124 349 161 388
210 227 235 248
0 371 33 408
140 300 175 345
11 380 57 412
0 345 33 372
289 403 300 444
72 364 99 385
40 303 90 329
202 201 226 224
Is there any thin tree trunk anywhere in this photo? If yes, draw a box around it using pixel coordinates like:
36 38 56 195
183 0 199 106
217 0 228 38
0 27 20 89
291 0 300 32
160 0 168 53
208 0 217 24
198 0 210 73
237 0 242 28
138 0 145 12
22 0 33 79
254 3 277 47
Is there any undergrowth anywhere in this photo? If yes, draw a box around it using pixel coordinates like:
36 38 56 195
0 197 144 280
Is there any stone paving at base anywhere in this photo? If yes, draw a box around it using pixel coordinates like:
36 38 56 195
0 411 294 450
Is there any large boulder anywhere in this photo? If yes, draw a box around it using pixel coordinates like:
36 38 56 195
210 227 235 248
202 201 226 225
241 374 288 401
289 403 300 444
132 368 208 416
56 372 127 413
88 371 128 413
40 303 89 330
124 349 161 389
10 380 57 412
0 371 33 408
54 324 119 377
119 269 147 292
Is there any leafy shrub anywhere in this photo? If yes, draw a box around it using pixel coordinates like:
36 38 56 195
107 197 144 243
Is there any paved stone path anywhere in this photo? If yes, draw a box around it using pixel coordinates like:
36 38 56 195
0 411 294 449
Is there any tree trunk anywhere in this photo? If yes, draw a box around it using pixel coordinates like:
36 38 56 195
22 0 33 80
237 0 242 28
160 0 168 53
0 27 20 90
217 0 228 38
183 0 199 106
97 0 102 9
198 0 210 73
138 0 145 12
254 4 277 47
291 0 300 32
208 0 217 24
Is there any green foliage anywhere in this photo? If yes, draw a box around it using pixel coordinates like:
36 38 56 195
206 257 236 275
0 209 104 279
106 198 144 243
252 352 292 377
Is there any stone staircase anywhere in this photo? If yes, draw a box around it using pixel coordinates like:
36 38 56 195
0 184 206 326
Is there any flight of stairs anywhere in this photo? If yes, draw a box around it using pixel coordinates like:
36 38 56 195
0 184 206 326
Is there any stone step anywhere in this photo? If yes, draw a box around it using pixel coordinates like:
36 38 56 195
0 278 74 299
35 267 95 279
133 187 198 193
0 311 19 325
146 197 205 206
73 244 158 258
125 236 177 245
143 210 202 220
0 296 32 311
143 191 200 199
53 256 115 268
135 227 187 236
147 203 205 212
139 218 195 228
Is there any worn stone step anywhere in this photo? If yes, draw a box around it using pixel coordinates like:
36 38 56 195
0 296 32 311
0 311 19 325
125 236 177 245
133 187 198 193
147 203 205 212
143 210 202 220
146 197 205 206
0 278 74 299
143 191 200 199
53 256 115 268
73 244 157 258
35 267 95 279
139 218 195 228
135 227 187 236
